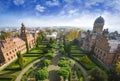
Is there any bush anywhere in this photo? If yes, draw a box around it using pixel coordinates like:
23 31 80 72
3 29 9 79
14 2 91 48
59 48 65 54
58 60 69 67
57 67 69 80
35 68 48 81
60 57 66 60
89 67 108 81
42 59 51 67
45 53 54 59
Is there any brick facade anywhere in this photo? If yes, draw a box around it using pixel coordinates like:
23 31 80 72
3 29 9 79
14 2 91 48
0 23 38 66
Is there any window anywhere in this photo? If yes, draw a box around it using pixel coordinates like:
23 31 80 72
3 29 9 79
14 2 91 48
11 56 13 59
6 53 8 56
8 58 10 61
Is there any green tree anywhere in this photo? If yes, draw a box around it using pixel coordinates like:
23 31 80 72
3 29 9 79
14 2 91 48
36 35 42 47
57 67 69 80
89 67 108 81
35 68 49 81
58 60 69 67
42 59 51 67
45 53 54 59
59 48 65 54
17 51 23 70
26 42 29 53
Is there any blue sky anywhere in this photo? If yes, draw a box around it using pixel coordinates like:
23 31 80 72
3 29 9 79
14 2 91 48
0 0 120 31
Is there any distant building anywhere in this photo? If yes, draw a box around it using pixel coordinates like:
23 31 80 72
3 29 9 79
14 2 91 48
46 32 57 40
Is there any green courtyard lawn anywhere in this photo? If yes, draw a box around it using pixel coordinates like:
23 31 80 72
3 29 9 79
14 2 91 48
71 45 79 50
70 44 85 54
29 49 43 54
73 56 96 70
71 49 85 54
5 56 39 70
38 44 46 48
0 70 20 81
0 56 39 81
21 67 33 81
23 54 41 57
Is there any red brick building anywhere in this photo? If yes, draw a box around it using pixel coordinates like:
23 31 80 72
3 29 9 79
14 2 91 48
0 23 38 66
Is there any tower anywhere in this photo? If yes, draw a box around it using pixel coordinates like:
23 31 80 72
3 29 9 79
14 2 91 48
20 23 30 43
93 16 105 34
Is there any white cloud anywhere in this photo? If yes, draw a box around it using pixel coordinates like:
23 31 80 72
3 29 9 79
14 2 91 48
46 0 59 6
35 5 45 12
105 0 120 11
13 0 24 6
85 0 104 7
68 9 78 15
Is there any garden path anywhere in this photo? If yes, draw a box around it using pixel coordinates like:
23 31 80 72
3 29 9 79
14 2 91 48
15 57 45 81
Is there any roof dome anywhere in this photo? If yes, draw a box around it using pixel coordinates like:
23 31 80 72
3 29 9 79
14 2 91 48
94 16 104 24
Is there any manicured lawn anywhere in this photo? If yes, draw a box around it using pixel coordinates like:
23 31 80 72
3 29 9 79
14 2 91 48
5 57 38 70
0 71 20 81
21 67 33 81
38 44 46 48
73 56 96 70
71 45 79 49
29 49 43 53
0 78 12 81
71 49 84 54
23 54 41 57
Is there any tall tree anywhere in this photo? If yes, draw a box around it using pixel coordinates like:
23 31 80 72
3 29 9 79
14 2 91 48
26 42 29 53
17 51 23 70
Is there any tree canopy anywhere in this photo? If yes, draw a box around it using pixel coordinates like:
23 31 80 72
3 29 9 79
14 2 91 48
89 67 108 81
57 67 69 80
35 68 48 81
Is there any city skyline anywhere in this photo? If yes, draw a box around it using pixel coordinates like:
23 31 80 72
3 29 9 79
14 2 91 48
0 0 120 32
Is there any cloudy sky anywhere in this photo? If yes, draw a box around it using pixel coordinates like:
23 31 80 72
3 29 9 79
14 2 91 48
0 0 120 31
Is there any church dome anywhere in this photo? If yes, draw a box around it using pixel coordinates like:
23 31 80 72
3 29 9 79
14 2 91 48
94 16 104 24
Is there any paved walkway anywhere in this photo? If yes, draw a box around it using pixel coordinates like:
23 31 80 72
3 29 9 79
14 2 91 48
45 54 61 81
15 57 45 81
65 56 89 81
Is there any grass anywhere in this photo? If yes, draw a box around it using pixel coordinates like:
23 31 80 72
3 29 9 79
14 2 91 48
71 45 79 49
73 56 96 70
71 49 84 54
29 49 43 53
21 67 33 81
23 54 41 57
70 45 85 54
0 71 20 81
5 57 38 70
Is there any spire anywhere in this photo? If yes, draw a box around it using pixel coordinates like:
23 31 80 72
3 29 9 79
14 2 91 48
21 23 25 28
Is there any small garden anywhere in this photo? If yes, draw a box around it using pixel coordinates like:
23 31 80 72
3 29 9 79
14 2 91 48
21 38 57 81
